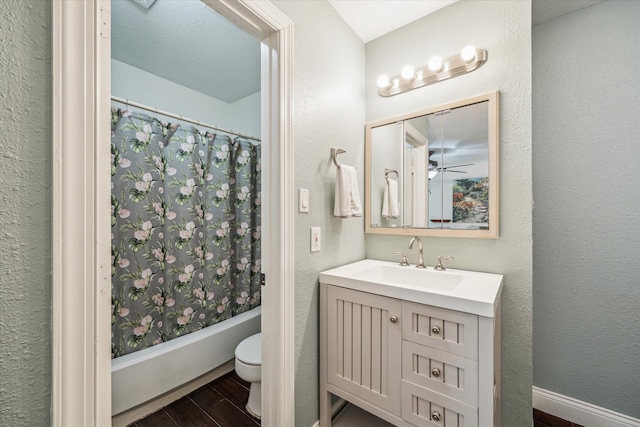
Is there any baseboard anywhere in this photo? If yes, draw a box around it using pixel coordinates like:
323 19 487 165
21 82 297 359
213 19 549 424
112 360 234 427
533 386 640 427
310 398 348 427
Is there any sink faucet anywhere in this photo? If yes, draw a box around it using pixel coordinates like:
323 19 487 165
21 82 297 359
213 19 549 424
408 236 426 269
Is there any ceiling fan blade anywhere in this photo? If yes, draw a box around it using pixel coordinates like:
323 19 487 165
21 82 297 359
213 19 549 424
442 163 475 169
444 170 466 173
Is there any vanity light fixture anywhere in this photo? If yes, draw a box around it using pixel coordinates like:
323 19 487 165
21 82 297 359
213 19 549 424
377 46 488 97
428 56 443 73
401 65 416 81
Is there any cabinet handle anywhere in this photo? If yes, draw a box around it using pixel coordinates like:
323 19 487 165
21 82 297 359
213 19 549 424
431 325 441 335
431 367 441 377
432 411 441 422
390 315 398 324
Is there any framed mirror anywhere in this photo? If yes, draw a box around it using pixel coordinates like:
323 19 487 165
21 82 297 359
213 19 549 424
365 91 499 238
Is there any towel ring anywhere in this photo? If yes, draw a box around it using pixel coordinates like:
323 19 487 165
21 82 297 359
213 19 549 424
331 148 346 168
385 168 399 182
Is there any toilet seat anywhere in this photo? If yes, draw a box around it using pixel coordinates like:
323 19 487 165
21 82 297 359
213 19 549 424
235 333 261 366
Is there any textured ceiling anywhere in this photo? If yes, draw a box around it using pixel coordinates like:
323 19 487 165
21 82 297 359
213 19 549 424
532 0 607 25
112 0 608 104
111 0 260 103
327 0 458 43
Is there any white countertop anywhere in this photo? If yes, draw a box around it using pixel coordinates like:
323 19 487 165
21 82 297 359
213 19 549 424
319 259 503 317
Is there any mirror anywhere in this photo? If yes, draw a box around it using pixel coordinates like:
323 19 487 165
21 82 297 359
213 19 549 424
365 91 499 238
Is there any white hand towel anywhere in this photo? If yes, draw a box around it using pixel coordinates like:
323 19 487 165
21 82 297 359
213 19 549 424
334 165 362 218
382 179 400 219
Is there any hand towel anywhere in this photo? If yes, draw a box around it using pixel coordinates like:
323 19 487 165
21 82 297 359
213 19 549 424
333 165 362 218
382 179 400 219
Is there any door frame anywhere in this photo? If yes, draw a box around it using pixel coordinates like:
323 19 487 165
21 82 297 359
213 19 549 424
51 1 295 425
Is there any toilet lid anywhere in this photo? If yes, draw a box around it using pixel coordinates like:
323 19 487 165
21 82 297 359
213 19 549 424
235 333 261 366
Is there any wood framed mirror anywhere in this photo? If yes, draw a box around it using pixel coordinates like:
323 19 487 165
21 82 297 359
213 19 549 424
365 91 499 238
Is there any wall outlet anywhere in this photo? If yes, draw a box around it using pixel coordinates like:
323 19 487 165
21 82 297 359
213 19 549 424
310 227 321 252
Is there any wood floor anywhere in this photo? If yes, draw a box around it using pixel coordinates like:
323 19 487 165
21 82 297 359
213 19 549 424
129 371 580 427
533 408 584 427
129 371 259 427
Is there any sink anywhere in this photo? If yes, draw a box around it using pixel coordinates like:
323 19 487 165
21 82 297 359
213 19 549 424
319 259 504 317
352 264 463 291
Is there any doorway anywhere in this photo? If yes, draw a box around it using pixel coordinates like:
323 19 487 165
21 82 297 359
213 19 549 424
51 1 294 426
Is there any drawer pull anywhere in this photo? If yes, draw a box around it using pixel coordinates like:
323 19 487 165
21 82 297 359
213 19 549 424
390 315 398 324
431 325 441 335
432 411 441 421
431 367 441 377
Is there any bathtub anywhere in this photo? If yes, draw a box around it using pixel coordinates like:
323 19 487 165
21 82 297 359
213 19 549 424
112 306 261 415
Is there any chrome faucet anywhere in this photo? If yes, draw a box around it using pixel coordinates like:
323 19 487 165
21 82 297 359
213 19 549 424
408 236 426 269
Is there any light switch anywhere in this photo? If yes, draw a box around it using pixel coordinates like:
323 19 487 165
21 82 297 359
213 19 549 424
299 188 310 213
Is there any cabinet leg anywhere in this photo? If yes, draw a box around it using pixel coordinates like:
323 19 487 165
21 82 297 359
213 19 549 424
319 389 332 427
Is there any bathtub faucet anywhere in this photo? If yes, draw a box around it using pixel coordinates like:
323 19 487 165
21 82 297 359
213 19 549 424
408 236 426 269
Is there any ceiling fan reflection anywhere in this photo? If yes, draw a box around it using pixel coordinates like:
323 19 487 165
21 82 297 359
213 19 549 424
437 163 475 173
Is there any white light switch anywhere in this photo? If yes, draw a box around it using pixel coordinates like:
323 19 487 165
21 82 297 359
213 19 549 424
299 188 310 213
311 227 321 252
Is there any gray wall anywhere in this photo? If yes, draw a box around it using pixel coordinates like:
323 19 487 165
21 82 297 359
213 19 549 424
0 1 52 426
271 2 367 426
533 0 640 418
365 1 532 426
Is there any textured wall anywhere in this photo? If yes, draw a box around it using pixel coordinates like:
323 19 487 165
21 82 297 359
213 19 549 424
0 1 52 426
365 1 532 425
271 2 366 426
112 59 261 138
533 0 640 417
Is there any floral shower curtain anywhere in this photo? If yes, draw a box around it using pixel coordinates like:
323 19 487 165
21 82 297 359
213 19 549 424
110 108 261 358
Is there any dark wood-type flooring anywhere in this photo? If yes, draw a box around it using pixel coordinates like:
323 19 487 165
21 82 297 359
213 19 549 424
129 371 581 427
129 371 260 427
533 408 585 427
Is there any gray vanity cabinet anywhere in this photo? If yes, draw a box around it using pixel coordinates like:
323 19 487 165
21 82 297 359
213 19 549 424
324 285 402 417
320 283 501 427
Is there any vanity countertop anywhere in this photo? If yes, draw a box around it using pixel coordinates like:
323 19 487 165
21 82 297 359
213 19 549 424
319 259 503 317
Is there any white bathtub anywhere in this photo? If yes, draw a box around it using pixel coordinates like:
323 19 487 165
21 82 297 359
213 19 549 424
111 306 261 415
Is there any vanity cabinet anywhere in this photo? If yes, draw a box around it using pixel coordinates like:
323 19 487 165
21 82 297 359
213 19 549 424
319 283 501 427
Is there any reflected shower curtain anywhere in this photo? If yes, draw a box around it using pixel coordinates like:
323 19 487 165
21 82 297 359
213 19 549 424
110 108 261 358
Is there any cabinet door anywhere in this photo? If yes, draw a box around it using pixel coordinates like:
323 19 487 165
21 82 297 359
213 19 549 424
326 285 402 416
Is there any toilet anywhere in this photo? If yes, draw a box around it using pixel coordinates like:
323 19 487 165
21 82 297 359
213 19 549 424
235 332 262 419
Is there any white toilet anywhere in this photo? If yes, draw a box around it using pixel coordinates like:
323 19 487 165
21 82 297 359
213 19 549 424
235 332 262 419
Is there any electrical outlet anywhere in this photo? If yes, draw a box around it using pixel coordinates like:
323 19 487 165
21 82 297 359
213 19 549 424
311 227 321 252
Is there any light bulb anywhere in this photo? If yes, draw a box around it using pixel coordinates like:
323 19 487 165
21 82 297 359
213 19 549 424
377 74 390 89
428 56 443 72
428 170 438 179
461 45 477 62
401 65 415 80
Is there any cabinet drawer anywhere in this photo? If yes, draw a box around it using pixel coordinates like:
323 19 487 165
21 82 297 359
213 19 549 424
401 380 477 427
402 301 478 360
402 340 478 406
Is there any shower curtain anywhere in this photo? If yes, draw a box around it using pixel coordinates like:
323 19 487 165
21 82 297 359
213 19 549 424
110 108 261 358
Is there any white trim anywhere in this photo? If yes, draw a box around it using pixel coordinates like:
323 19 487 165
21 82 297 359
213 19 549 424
52 0 112 425
53 0 294 425
205 2 296 425
246 2 296 425
533 387 640 427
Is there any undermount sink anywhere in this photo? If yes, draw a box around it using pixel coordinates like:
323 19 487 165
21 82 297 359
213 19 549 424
351 264 463 291
319 259 504 317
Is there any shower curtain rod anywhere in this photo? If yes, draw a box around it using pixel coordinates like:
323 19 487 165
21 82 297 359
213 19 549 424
111 96 261 143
